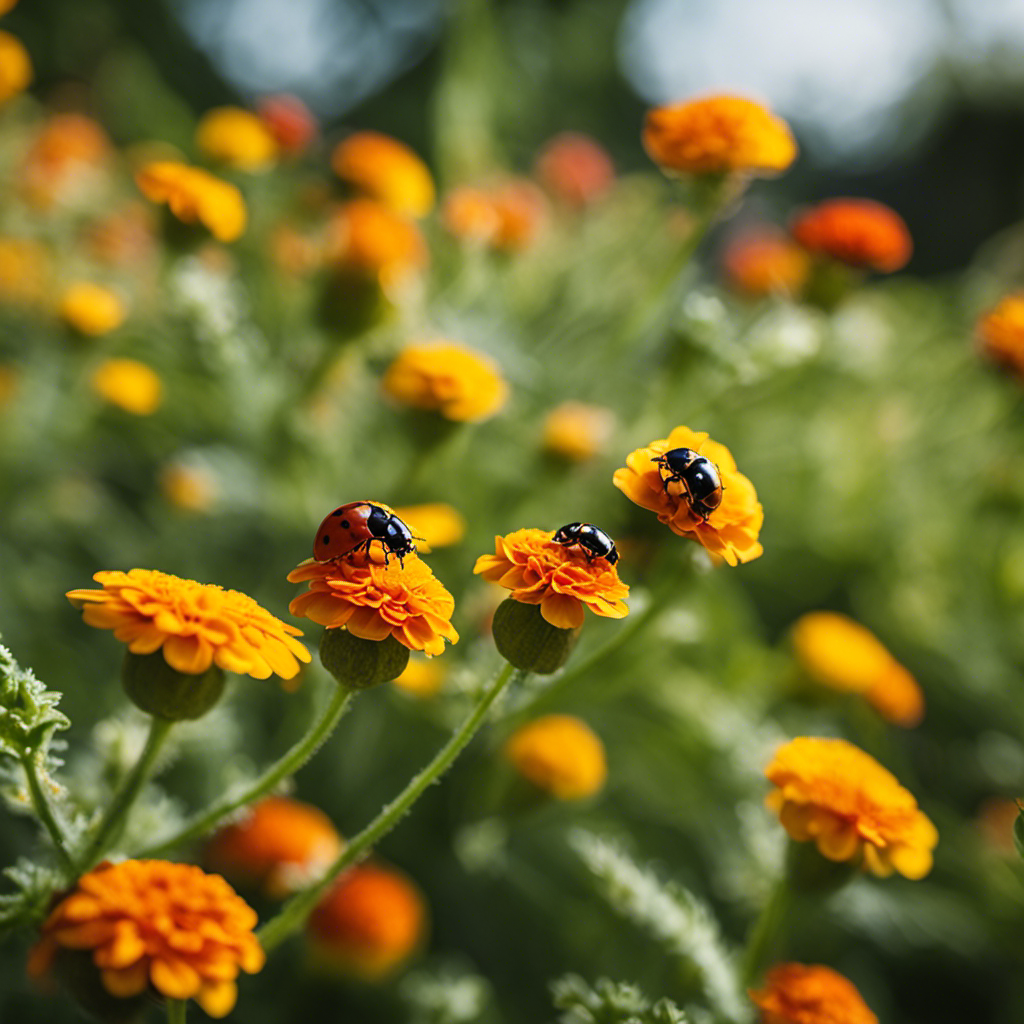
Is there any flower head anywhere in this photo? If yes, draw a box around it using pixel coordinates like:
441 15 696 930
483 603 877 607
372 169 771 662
0 30 32 104
613 425 763 565
442 180 547 251
324 198 427 291
136 161 247 242
205 796 343 898
543 401 616 461
0 236 49 306
381 340 508 422
474 527 629 629
765 737 938 879
307 863 426 979
256 94 317 156
505 714 607 799
393 657 445 698
21 113 110 208
977 294 1024 375
288 552 458 657
535 132 615 207
29 860 264 1018
58 283 126 336
160 460 218 513
90 359 163 415
723 228 810 298
331 131 435 218
791 199 911 272
196 106 278 171
643 95 796 177
750 963 878 1024
86 203 156 267
67 568 310 680
391 503 467 550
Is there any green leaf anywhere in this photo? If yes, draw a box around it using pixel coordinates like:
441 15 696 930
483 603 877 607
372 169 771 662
0 858 63 939
552 975 690 1024
0 638 70 761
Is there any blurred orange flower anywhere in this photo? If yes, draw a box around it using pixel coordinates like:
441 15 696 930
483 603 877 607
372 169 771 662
977 294 1024 376
535 131 614 207
474 527 629 629
0 30 31 103
85 203 156 267
67 568 310 680
791 199 911 272
136 161 247 242
257 94 317 156
542 401 616 461
0 236 49 306
391 503 467 549
331 131 435 218
505 714 607 799
750 963 878 1024
442 180 547 250
159 460 218 513
722 228 810 298
196 106 278 171
20 113 110 208
613 425 763 566
29 860 264 1019
643 95 796 177
324 198 427 291
90 359 163 415
58 283 126 336
765 737 938 879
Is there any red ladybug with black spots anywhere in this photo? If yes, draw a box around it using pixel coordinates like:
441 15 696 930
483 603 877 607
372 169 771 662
313 501 417 566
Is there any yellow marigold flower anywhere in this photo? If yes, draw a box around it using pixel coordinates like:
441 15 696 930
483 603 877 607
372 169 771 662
535 131 615 208
331 131 435 218
67 568 311 680
159 460 218 513
613 425 763 566
392 657 445 698
764 737 938 879
542 401 616 461
392 502 467 549
196 106 278 172
288 552 458 657
474 527 629 630
90 359 163 416
136 161 247 242
58 283 127 336
722 228 810 298
0 0 19 13
307 863 426 979
0 236 48 306
750 963 878 1024
257 93 317 156
381 340 508 422
791 199 911 272
977 294 1024 376
29 860 264 1019
205 796 343 898
504 714 607 799
0 30 31 104
643 95 796 177
324 198 427 290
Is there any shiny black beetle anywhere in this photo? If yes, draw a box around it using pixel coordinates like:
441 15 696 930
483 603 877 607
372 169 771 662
654 447 723 523
552 522 619 564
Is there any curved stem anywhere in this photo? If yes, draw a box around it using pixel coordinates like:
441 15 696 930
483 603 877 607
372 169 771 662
20 751 74 874
258 662 525 952
135 683 353 859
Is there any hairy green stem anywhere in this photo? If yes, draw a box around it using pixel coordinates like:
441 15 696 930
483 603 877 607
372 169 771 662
20 751 75 874
258 662 525 952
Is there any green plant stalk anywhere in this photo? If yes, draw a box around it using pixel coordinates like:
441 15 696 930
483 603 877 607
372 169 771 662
135 683 353 859
77 716 174 872
20 749 75 874
166 998 187 1024
257 662 526 952
740 876 792 987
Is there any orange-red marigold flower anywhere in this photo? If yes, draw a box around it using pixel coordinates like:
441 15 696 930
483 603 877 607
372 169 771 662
791 199 911 272
324 198 427 290
67 568 310 680
643 95 797 177
722 228 810 298
474 527 629 629
613 425 763 566
765 737 938 879
750 963 878 1024
331 131 435 218
288 552 458 657
136 161 247 242
257 94 317 156
977 294 1024 376
535 132 615 207
505 714 607 799
29 860 265 1018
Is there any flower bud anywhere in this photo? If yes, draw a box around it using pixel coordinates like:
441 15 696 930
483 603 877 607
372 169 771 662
491 598 581 675
319 629 410 690
784 837 856 895
121 650 226 721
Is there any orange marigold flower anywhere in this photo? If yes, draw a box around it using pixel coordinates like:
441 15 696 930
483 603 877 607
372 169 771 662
723 228 810 298
442 186 502 244
0 364 16 405
58 282 126 336
196 106 278 172
67 568 310 680
441 180 547 251
976 797 1022 855
90 359 163 416
543 400 616 461
0 236 49 306
0 0 19 14
613 425 763 566
86 203 156 268
257 94 317 156
205 796 343 898
535 131 615 208
643 95 796 178
307 863 426 979
505 714 607 799
136 161 247 242
391 502 467 550
473 527 629 629
288 552 458 657
159 460 218 513
331 131 435 218
0 30 31 104
393 656 445 698
20 113 110 209
977 294 1024 376
324 198 427 291
791 199 911 272
765 737 938 879
750 963 878 1024
381 340 508 422
29 860 264 1019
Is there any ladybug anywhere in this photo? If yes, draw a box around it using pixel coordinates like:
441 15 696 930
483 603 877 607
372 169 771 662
654 447 723 523
552 522 619 565
313 501 416 566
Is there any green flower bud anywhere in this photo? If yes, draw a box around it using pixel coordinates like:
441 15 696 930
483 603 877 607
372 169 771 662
121 650 226 721
785 838 856 895
319 629 410 690
491 598 581 675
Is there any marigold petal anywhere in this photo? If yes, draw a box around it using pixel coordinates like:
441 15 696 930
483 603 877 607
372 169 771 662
539 593 586 629
197 980 239 1019
345 606 396 642
101 961 150 999
150 956 202 999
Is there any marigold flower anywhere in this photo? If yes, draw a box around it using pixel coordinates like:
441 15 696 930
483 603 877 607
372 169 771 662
159 460 218 513
441 180 547 251
90 359 163 416
543 401 616 461
331 131 435 218
613 425 763 566
288 552 458 657
643 95 796 178
196 106 278 172
256 94 317 156
0 0 19 14
136 161 247 242
977 294 1024 376
86 203 156 267
307 863 426 979
206 796 343 898
0 236 48 306
20 113 110 208
505 714 607 799
324 198 427 291
58 283 126 336
535 132 615 207
0 30 31 104
764 737 938 879
29 860 264 1018
441 186 501 243
722 228 810 298
67 568 310 680
382 340 508 422
750 963 878 1024
391 502 467 549
791 199 911 272
474 528 629 629
393 656 445 698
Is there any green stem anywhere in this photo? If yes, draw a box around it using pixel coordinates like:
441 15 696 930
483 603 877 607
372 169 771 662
135 683 353 859
166 998 187 1024
76 716 174 871
258 662 525 952
20 751 75 874
740 876 792 987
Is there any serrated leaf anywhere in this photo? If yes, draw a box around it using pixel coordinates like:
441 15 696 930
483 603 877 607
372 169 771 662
0 638 70 761
552 975 689 1024
0 858 63 939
